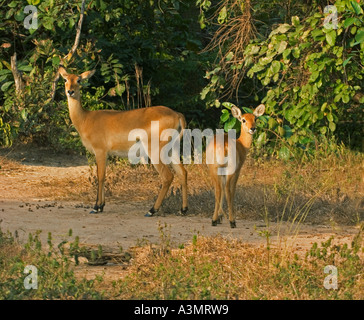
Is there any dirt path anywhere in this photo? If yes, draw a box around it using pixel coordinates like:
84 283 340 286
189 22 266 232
0 146 360 254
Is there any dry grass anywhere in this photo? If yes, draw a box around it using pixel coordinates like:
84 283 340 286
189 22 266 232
202 0 257 99
1 144 363 300
106 227 363 300
1 145 363 224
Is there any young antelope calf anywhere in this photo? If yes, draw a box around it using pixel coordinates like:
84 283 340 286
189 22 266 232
206 104 265 228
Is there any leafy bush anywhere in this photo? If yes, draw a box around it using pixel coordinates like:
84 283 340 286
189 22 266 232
0 228 103 300
244 0 363 151
200 0 364 154
0 0 208 148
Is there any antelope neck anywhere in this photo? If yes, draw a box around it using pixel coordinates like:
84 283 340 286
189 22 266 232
67 95 88 130
237 128 253 149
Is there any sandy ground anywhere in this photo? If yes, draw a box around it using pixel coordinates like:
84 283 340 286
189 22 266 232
0 146 360 256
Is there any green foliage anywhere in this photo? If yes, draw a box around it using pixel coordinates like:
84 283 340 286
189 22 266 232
0 227 103 300
0 0 207 148
200 0 364 154
243 1 363 151
116 230 363 300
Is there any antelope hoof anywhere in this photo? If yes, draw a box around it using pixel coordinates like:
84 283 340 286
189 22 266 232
212 220 218 227
180 207 188 216
217 215 223 224
145 207 158 217
90 204 104 214
230 221 236 228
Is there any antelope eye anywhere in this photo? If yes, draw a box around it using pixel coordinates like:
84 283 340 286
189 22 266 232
242 118 246 123
77 79 81 84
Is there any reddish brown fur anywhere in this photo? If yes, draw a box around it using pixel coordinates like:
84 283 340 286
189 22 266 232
59 67 188 214
207 104 265 228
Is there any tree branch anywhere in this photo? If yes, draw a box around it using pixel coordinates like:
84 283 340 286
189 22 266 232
11 52 25 96
50 0 86 102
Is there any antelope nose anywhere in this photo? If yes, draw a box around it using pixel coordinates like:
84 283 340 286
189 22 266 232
68 90 75 96
250 127 256 134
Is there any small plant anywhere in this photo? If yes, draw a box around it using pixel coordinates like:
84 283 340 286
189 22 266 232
0 226 104 300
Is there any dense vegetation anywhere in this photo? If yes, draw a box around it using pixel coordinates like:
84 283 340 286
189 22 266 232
0 0 363 301
1 225 363 300
0 0 363 155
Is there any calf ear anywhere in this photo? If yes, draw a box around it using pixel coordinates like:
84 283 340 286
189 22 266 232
253 104 265 117
80 69 96 81
231 106 242 119
58 66 68 79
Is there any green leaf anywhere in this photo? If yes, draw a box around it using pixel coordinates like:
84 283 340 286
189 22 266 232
248 63 265 75
260 56 273 65
292 47 300 58
20 109 28 121
326 30 336 46
225 52 234 61
1 81 13 91
115 83 125 96
14 10 25 22
278 146 290 160
43 17 55 30
268 117 277 130
242 107 253 114
311 29 324 41
329 121 336 132
256 132 267 147
218 6 227 24
8 1 17 8
52 56 60 66
309 71 320 82
270 24 291 37
271 60 281 74
277 41 287 54
343 56 352 66
250 45 260 55
224 117 236 131
355 29 364 43
342 95 350 103
343 17 357 28
320 126 327 135
282 48 291 59
291 16 300 26
220 111 229 122
211 75 219 84
0 69 12 76
222 102 235 110
283 125 293 138
258 115 269 124
351 1 363 15
200 86 210 100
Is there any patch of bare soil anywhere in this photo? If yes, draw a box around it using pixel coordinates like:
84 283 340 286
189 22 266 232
0 145 362 281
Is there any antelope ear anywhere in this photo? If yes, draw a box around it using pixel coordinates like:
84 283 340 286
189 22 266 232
231 106 242 119
80 69 96 81
253 104 265 117
58 66 68 79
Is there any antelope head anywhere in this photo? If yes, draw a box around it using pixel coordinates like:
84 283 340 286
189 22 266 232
59 66 95 100
231 104 265 135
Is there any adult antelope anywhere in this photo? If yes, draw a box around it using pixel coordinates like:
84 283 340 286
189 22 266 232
206 104 265 228
59 66 188 216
